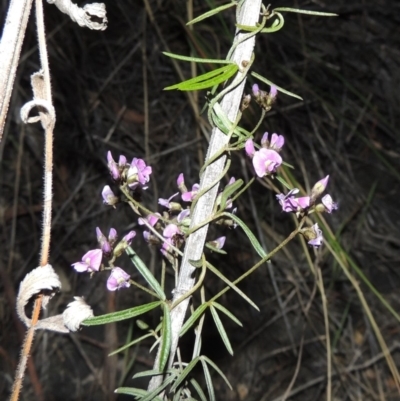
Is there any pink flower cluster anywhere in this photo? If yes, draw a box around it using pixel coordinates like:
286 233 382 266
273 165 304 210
245 132 285 177
71 227 136 291
276 176 338 248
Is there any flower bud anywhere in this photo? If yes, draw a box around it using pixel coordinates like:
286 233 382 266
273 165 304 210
310 175 329 201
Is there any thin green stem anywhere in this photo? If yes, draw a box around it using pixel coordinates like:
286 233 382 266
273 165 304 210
210 218 305 303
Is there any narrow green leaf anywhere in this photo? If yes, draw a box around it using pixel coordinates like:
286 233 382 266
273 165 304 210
164 64 238 91
274 7 338 16
180 303 208 337
222 212 267 258
187 2 236 25
159 304 172 371
210 306 233 355
211 102 232 134
218 179 244 210
211 102 247 139
163 52 234 64
109 332 153 356
132 369 166 379
206 261 259 311
276 175 292 190
170 357 200 392
251 72 303 100
201 356 233 390
200 358 215 401
126 246 166 300
190 378 208 401
212 302 242 326
82 301 162 326
115 387 163 400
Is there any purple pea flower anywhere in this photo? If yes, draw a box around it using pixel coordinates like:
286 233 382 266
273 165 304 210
72 249 103 273
245 139 256 158
307 223 323 248
96 227 112 254
107 151 120 181
127 158 152 190
209 236 226 250
252 84 260 97
321 194 338 213
252 84 278 111
182 182 200 202
261 132 284 151
138 213 160 228
108 228 117 245
276 189 310 213
158 192 182 212
177 173 187 192
177 209 191 227
161 223 182 255
269 85 278 100
139 214 161 243
252 148 282 177
107 267 131 291
311 175 330 201
122 230 136 245
113 230 136 258
102 185 118 207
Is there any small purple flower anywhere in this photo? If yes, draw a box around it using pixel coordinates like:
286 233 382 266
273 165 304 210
177 209 191 225
269 85 278 99
276 189 310 213
127 158 152 189
96 227 112 254
245 139 255 158
102 185 118 207
158 192 181 211
311 175 330 201
72 249 103 273
108 228 117 245
321 194 338 213
112 230 136 257
107 267 131 291
107 151 120 181
122 230 136 245
177 173 186 191
178 174 199 201
182 182 200 202
210 236 226 250
261 132 284 151
252 83 260 97
118 155 127 167
138 213 160 227
163 223 180 239
139 214 160 243
161 223 182 254
307 223 323 248
252 148 282 177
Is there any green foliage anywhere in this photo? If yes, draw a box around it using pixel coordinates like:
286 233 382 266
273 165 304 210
186 1 236 25
126 246 166 300
251 72 303 100
82 301 162 326
164 64 238 91
159 304 172 371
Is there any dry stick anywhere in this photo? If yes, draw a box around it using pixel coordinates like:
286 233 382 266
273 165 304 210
0 0 34 142
147 0 262 391
10 0 55 400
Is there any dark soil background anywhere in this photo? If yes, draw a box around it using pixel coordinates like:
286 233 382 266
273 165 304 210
1 0 400 400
